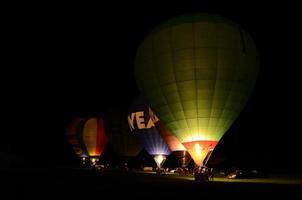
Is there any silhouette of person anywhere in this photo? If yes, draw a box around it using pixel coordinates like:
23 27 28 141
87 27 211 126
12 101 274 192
209 168 215 181
194 166 201 181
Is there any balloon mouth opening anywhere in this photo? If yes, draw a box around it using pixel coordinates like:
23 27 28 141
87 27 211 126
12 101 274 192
153 155 167 168
182 140 218 167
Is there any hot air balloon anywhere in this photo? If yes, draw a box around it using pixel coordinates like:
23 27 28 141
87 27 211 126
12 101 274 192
66 119 88 161
105 105 143 169
66 118 108 166
128 95 171 169
149 108 191 169
135 14 259 167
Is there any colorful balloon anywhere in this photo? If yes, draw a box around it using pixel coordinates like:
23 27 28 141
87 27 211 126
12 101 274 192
149 109 191 168
135 14 259 166
66 118 108 165
128 95 171 168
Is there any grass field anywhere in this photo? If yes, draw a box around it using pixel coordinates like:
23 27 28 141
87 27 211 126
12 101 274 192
137 170 302 185
2 168 302 199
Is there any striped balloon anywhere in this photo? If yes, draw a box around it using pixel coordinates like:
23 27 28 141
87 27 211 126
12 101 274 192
66 118 108 160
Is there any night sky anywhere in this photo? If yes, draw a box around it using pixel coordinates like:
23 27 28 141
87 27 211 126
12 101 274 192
3 2 301 172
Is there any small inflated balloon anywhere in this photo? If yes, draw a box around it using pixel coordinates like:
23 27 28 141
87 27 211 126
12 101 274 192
66 118 108 165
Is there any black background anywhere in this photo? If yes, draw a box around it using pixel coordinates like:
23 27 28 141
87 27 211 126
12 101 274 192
2 2 301 172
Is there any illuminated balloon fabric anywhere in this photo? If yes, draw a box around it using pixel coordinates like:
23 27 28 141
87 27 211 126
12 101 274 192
66 118 108 158
155 121 191 167
128 95 171 157
149 109 185 152
135 14 259 166
106 107 143 158
149 109 191 167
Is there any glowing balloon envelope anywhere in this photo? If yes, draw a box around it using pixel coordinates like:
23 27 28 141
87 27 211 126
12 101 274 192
149 109 191 168
66 118 108 165
135 14 259 166
128 95 171 168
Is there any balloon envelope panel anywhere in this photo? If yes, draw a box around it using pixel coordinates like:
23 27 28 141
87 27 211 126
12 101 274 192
155 121 186 152
150 104 192 167
83 118 107 157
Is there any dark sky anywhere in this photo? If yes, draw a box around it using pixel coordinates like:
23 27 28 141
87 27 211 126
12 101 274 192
3 2 301 171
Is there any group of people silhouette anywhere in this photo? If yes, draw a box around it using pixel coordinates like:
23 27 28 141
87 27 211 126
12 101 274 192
194 166 214 181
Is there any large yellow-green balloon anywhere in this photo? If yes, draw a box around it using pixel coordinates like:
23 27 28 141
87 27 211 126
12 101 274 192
135 14 259 166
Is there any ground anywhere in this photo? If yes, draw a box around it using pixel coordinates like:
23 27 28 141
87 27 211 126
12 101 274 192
2 168 302 199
